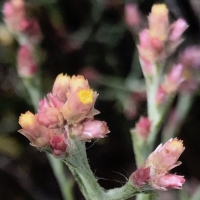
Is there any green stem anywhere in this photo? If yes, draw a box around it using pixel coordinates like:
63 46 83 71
47 154 74 200
105 183 138 200
63 137 104 200
162 93 194 142
63 136 153 200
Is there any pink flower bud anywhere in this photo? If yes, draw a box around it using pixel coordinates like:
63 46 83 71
18 111 50 148
72 120 110 141
130 138 185 190
3 0 25 32
152 174 185 190
162 64 184 94
37 95 64 128
50 134 68 158
17 45 38 77
149 138 185 171
62 89 99 124
52 73 71 102
130 167 150 187
38 97 51 112
36 107 64 128
70 75 89 93
169 19 188 42
135 117 151 140
47 93 65 108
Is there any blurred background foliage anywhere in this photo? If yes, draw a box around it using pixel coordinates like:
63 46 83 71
1 0 200 199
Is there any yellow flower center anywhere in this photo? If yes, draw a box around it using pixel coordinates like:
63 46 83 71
77 89 93 104
170 139 184 150
19 111 36 128
151 4 168 15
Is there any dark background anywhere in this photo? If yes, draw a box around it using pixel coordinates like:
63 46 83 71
0 0 200 199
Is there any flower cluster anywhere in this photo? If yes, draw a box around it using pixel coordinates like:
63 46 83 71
19 74 110 157
3 0 42 43
138 4 188 76
3 0 42 77
130 138 185 190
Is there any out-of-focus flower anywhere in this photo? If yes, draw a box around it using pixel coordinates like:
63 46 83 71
179 46 200 69
72 120 110 141
137 4 187 76
177 46 200 93
169 19 188 42
125 3 141 28
130 138 185 190
3 0 42 44
148 4 169 41
135 116 151 140
163 64 184 93
79 67 100 82
19 19 42 43
124 92 146 120
3 0 25 32
17 45 38 77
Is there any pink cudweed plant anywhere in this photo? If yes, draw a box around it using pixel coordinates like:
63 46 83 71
130 138 185 190
18 74 110 157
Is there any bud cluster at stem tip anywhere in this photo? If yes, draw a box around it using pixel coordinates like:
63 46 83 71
130 138 185 191
19 74 110 157
138 4 188 76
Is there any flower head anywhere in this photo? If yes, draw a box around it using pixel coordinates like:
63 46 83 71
18 111 50 148
18 73 109 156
52 73 71 102
62 89 98 125
130 138 185 190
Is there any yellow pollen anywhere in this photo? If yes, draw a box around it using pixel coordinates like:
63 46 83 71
19 111 36 128
170 140 183 149
151 4 168 15
77 89 93 104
